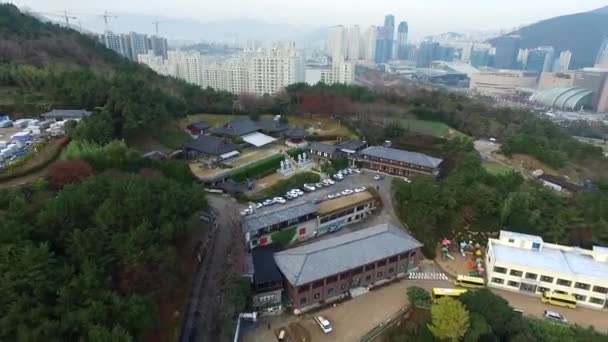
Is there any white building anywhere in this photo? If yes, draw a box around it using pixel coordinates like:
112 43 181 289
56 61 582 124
486 230 608 310
305 60 355 86
103 31 129 59
168 50 206 86
327 25 348 62
137 51 176 77
558 50 572 72
361 26 378 61
247 42 305 96
347 26 361 61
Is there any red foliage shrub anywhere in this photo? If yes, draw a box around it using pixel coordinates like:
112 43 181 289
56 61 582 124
48 159 94 189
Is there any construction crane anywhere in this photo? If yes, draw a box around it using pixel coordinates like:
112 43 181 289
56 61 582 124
40 11 77 26
100 11 118 31
152 20 167 36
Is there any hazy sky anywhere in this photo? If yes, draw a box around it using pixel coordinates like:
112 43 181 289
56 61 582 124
14 0 608 36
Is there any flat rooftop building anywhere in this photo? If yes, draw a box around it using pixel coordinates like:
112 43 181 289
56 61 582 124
486 230 608 310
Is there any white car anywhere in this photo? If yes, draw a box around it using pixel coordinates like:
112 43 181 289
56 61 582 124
274 197 286 204
374 174 385 181
324 179 335 185
333 174 344 181
315 182 325 188
294 189 304 196
341 189 354 196
303 184 316 191
262 199 274 206
255 203 264 209
353 168 362 174
327 193 338 199
240 208 252 216
354 186 366 193
544 310 567 323
285 193 294 200
314 316 333 334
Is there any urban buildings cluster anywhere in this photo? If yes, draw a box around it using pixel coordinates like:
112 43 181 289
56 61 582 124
98 31 168 61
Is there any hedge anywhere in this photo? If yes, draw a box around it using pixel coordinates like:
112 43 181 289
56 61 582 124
230 154 283 182
271 227 297 247
247 171 321 201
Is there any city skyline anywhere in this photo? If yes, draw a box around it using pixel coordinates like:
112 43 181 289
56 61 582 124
15 0 608 39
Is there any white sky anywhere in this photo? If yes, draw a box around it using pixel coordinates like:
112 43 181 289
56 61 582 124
13 0 608 35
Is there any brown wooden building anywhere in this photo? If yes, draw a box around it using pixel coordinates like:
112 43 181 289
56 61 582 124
273 223 423 313
355 146 443 177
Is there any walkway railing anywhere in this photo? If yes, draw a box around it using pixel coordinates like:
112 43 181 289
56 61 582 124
359 305 411 342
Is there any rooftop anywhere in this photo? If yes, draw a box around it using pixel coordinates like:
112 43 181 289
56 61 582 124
309 142 337 154
539 174 582 192
319 191 375 216
252 245 282 286
211 119 260 137
359 146 443 169
242 202 319 233
491 232 608 281
499 230 543 244
336 140 367 152
189 121 211 130
184 135 238 156
274 223 422 286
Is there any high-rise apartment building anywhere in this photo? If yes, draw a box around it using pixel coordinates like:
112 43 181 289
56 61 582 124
248 42 305 96
384 14 395 61
128 32 150 62
347 26 361 60
416 42 439 67
168 50 205 86
327 25 348 62
397 21 409 60
101 31 168 61
362 26 378 61
103 31 129 59
595 36 608 68
494 35 521 69
137 50 176 77
149 35 169 59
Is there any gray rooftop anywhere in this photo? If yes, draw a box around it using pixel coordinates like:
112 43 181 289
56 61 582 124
499 230 543 244
492 242 608 281
337 140 367 152
309 142 337 154
40 109 92 119
359 146 443 169
184 135 238 156
274 223 423 286
212 119 259 137
242 202 319 233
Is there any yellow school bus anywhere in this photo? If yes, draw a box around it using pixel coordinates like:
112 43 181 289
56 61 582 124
454 275 485 289
432 288 468 301
541 291 577 309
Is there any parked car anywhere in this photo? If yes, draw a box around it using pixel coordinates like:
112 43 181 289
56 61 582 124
333 174 344 181
262 199 274 206
315 182 325 188
255 203 264 209
354 186 366 193
323 179 335 185
374 174 385 181
327 193 337 199
341 189 354 196
285 193 294 200
543 310 567 323
274 197 286 204
240 208 252 216
403 177 412 183
303 184 316 192
353 168 362 174
314 316 333 334
294 189 304 196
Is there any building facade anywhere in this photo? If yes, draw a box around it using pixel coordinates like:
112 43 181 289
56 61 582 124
558 50 572 72
396 21 409 60
101 31 168 61
416 42 439 68
494 35 521 69
469 70 539 97
327 25 348 62
356 146 443 177
595 36 608 68
362 26 378 61
486 231 608 310
525 47 555 73
274 223 423 313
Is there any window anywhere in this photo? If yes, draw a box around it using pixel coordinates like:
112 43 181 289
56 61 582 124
538 286 550 293
554 290 567 295
508 281 520 288
590 297 605 305
365 275 371 281
573 294 586 301
540 275 554 283
326 276 338 284
389 256 398 263
388 267 394 274
365 264 374 271
298 285 309 293
313 293 320 299
575 282 590 290
593 286 608 294
493 266 507 274
339 272 349 280
508 238 515 243
377 260 387 267
300 297 307 305
399 253 409 260
377 272 383 278
352 267 363 275
491 277 504 284
352 278 361 286
312 280 324 289
525 272 537 280
556 279 572 287
532 242 541 251
510 270 523 277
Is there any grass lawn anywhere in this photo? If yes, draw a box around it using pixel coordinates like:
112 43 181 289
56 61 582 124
155 130 192 150
482 160 514 175
399 119 466 139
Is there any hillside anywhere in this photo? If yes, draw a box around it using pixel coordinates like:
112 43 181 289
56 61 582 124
494 6 608 69
0 4 234 135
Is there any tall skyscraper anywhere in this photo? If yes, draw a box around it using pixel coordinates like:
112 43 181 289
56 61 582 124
595 36 608 68
103 31 129 58
397 21 409 60
416 42 439 67
347 26 361 60
374 26 389 64
149 35 168 59
525 46 555 73
327 25 348 61
558 50 572 72
494 35 521 69
128 32 150 62
384 14 395 62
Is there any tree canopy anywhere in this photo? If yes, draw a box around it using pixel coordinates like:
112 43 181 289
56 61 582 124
428 297 470 341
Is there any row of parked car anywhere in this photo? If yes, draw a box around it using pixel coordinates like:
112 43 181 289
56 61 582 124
333 168 361 181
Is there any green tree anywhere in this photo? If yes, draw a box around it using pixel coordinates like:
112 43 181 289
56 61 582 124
428 297 470 341
407 286 432 309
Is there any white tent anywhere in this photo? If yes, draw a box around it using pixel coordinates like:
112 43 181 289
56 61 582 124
241 132 277 147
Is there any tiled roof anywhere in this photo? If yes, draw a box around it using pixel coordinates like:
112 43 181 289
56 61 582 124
309 142 337 154
242 202 319 233
184 135 238 156
274 223 422 286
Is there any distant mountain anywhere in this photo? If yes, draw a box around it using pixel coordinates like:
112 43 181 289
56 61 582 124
493 6 608 69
